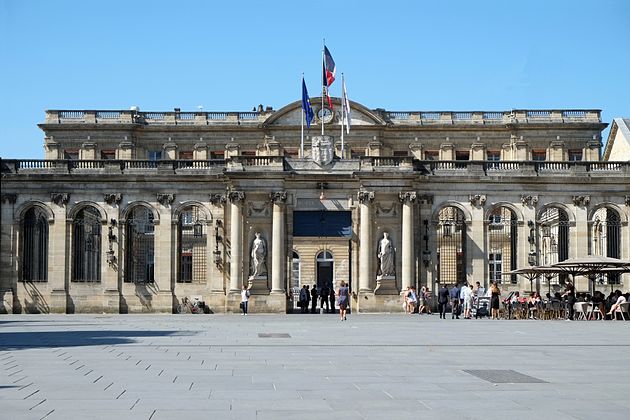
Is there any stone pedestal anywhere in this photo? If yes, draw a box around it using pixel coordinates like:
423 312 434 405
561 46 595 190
247 276 269 294
374 276 397 295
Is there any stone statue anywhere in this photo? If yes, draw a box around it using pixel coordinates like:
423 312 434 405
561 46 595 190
378 232 395 277
250 232 267 277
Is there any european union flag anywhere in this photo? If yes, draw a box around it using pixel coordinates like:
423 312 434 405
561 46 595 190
302 78 314 129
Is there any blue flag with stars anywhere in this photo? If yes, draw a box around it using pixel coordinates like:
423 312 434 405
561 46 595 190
302 78 314 129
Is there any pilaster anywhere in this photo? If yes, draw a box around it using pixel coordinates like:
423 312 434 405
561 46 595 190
399 191 416 291
357 191 374 292
228 191 245 292
270 191 287 294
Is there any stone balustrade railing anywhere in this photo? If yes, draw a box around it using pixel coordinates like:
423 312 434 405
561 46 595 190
2 158 627 176
45 110 266 125
44 109 602 126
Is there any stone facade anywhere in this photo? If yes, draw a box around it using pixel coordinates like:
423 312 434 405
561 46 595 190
1 100 628 314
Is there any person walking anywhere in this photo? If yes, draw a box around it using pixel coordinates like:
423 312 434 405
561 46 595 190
240 285 250 315
338 281 350 321
438 284 449 319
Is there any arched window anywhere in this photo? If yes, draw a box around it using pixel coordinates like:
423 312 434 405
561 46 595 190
592 207 621 284
125 206 155 283
177 205 207 283
539 207 570 266
487 207 517 284
72 206 101 282
437 207 466 285
22 207 48 282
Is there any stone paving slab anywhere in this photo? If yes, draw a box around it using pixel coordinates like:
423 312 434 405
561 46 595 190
1 314 629 419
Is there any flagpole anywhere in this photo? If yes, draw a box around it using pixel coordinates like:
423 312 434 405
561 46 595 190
300 73 305 159
340 73 344 159
321 41 325 136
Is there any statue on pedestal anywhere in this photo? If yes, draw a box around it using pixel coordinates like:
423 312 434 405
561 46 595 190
249 232 267 278
377 232 395 277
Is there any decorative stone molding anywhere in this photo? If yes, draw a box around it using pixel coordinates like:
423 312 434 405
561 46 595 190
247 201 270 217
572 195 591 207
520 195 538 207
375 202 398 218
156 193 175 206
625 195 630 207
469 194 487 207
103 193 122 206
51 193 70 206
417 194 434 205
228 190 245 203
209 193 227 205
269 191 287 203
357 191 374 204
398 191 417 203
1 193 17 204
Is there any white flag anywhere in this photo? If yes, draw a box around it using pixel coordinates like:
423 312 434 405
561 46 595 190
342 78 351 134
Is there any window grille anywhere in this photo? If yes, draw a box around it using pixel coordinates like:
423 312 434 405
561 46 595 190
72 206 101 282
22 207 48 282
125 206 155 283
487 207 517 284
177 206 207 283
592 208 621 284
539 207 570 282
437 207 466 285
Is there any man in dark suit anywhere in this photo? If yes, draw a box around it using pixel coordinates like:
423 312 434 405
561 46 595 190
311 284 319 314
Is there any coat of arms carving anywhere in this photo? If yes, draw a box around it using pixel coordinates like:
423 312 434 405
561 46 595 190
311 135 334 166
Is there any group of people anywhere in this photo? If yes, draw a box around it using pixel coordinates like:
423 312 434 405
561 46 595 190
296 284 336 314
402 286 433 315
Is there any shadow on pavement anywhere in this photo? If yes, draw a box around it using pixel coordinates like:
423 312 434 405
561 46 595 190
0 330 186 350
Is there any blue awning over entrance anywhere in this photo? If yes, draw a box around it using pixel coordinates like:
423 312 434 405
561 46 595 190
293 211 352 237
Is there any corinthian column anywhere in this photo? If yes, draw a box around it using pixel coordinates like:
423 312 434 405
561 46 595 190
358 191 374 292
270 191 287 294
228 191 245 292
399 191 417 291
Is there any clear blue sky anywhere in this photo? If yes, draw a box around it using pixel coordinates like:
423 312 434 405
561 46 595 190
1 0 628 158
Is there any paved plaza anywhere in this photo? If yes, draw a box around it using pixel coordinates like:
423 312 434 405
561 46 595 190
1 314 629 420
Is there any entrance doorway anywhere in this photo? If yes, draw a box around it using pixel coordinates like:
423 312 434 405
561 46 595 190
316 251 334 290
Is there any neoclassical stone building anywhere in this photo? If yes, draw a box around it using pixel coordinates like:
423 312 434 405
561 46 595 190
1 99 628 314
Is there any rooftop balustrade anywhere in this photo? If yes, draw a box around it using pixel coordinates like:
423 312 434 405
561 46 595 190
44 108 602 126
2 158 626 177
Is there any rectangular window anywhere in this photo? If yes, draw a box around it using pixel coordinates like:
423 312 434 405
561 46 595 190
424 151 439 161
241 151 256 157
568 150 583 161
350 149 365 159
147 150 162 161
393 150 409 157
179 151 193 160
100 150 116 160
455 151 470 161
532 150 546 161
489 253 503 283
284 148 299 158
210 151 224 160
486 151 500 161
64 149 79 160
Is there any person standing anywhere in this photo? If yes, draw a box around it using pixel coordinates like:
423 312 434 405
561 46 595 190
450 283 460 319
329 287 336 314
438 284 449 319
299 285 309 314
240 285 250 315
490 281 501 320
562 280 576 320
311 284 319 314
461 283 473 319
338 281 350 321
320 285 330 313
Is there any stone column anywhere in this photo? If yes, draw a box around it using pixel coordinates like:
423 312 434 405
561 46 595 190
270 191 287 294
468 194 487 288
358 191 374 292
49 193 70 313
228 191 245 292
399 191 417 291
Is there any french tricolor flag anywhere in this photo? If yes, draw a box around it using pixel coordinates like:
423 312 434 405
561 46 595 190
322 46 336 108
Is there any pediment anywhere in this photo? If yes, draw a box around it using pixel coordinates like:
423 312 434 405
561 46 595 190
264 97 385 127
